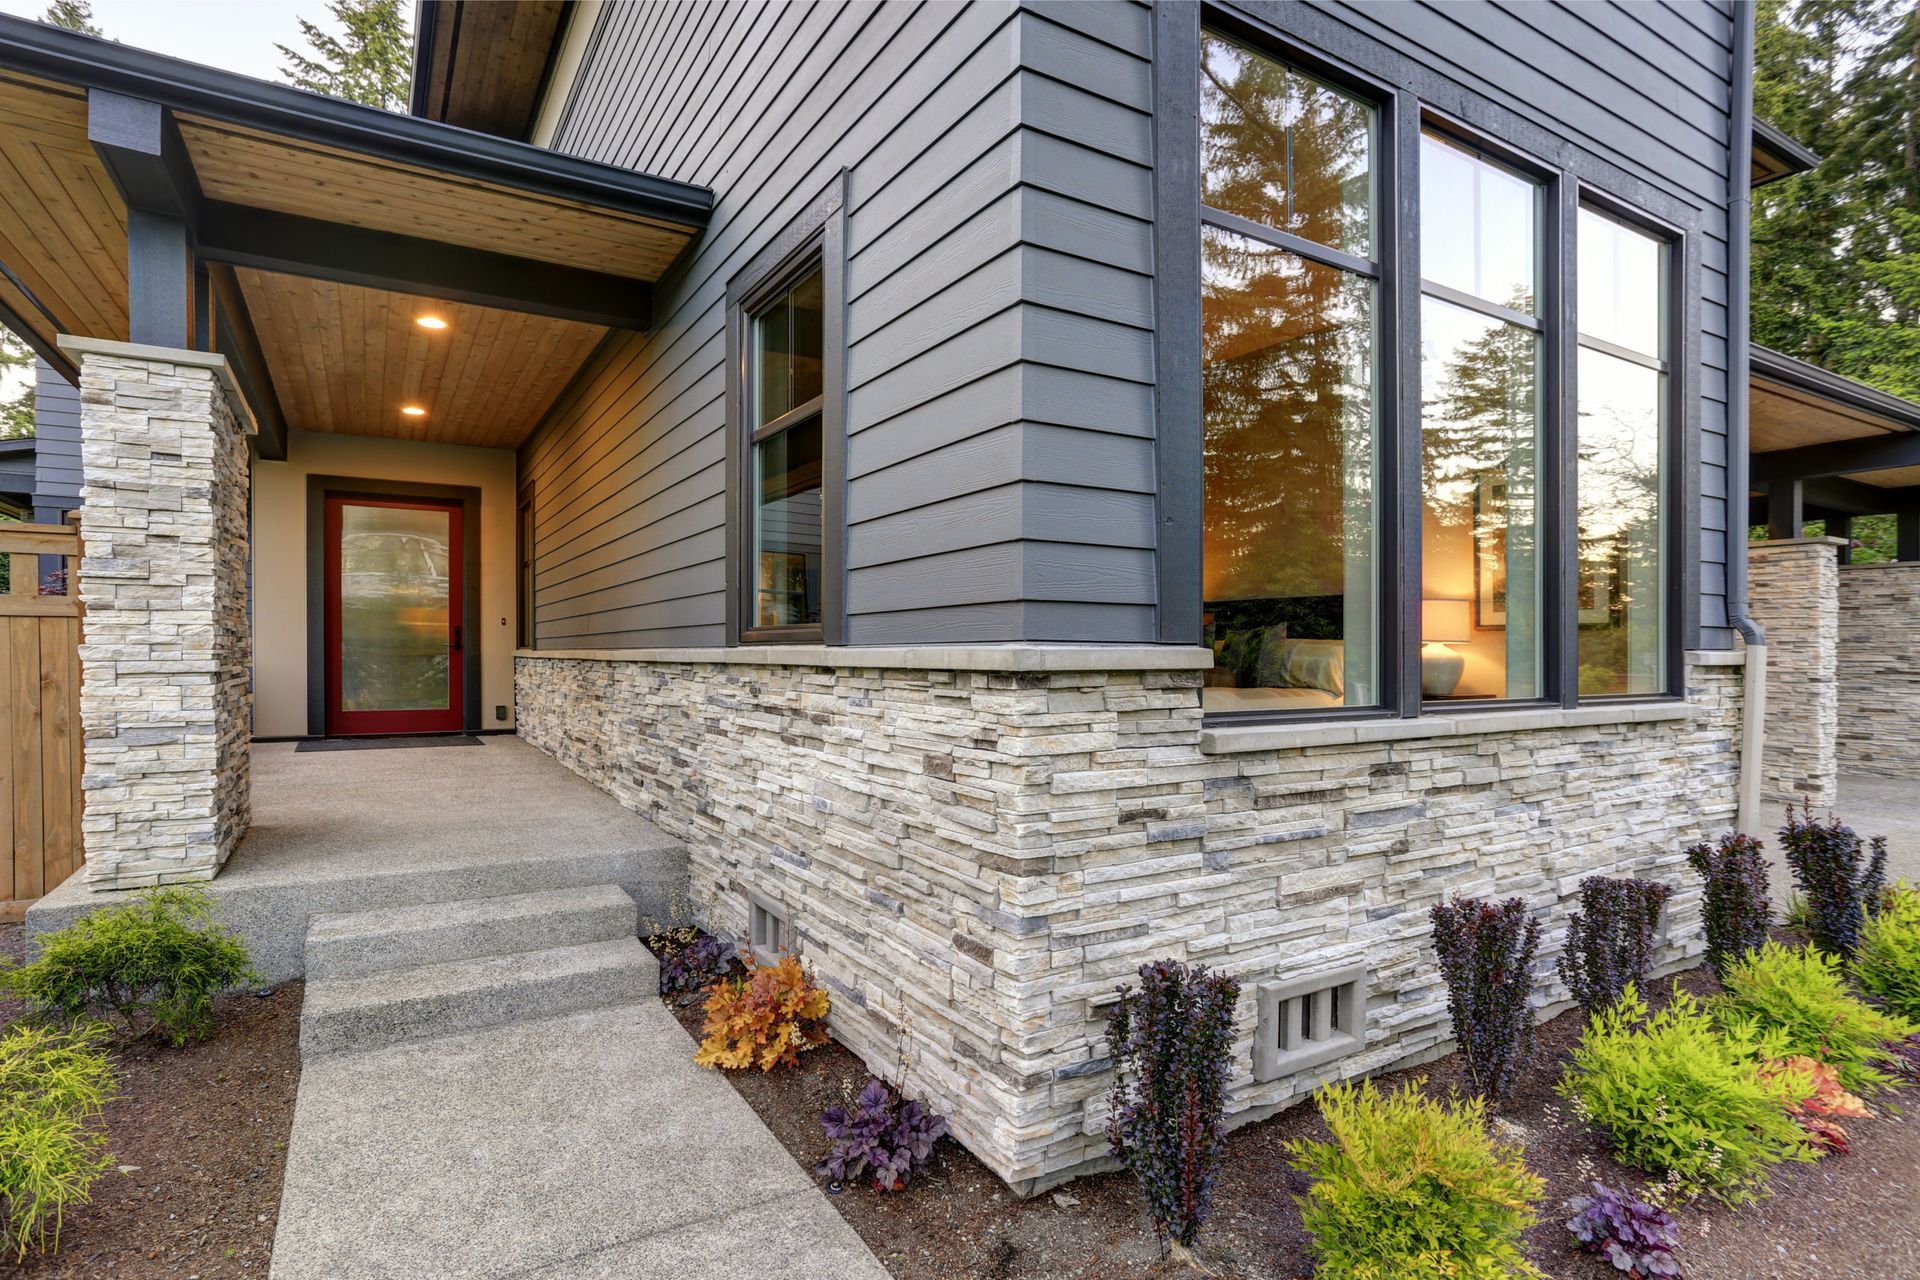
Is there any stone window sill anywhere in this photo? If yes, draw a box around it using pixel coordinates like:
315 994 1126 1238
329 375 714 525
1200 700 1697 755
515 644 1214 674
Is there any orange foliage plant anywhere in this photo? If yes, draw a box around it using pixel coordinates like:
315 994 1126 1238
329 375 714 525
694 954 831 1071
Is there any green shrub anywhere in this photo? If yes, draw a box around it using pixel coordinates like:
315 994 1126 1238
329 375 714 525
1558 985 1817 1206
1286 1078 1545 1280
0 887 256 1045
1713 941 1914 1095
0 1021 118 1259
1856 882 1920 1021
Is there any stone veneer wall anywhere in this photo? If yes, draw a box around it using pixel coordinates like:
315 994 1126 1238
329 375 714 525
1837 561 1920 779
518 650 1743 1189
72 345 253 888
1746 538 1844 805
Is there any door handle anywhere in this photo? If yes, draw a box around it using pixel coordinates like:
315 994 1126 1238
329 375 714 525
451 625 463 651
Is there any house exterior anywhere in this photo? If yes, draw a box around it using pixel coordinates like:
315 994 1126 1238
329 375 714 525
0 0 1811 1191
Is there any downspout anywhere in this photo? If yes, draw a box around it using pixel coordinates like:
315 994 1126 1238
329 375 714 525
1727 2 1768 835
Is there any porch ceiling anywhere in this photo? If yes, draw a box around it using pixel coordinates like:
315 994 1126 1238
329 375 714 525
0 17 713 457
235 269 605 448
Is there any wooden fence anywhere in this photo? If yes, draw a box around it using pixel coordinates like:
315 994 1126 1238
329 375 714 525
0 521 82 921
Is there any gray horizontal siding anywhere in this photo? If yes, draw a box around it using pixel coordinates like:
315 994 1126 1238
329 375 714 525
527 0 1103 648
31 358 81 511
523 0 1736 651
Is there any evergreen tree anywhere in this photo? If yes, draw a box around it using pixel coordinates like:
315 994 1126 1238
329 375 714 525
0 329 33 440
41 0 102 36
1753 0 1920 396
278 0 412 111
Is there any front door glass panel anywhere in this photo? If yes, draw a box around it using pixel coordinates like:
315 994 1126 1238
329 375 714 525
326 497 464 735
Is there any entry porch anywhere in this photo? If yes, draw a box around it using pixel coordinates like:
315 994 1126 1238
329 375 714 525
29 734 688 983
0 16 714 896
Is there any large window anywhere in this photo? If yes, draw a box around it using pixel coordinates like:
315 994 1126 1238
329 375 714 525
1189 23 1677 720
1199 28 1379 716
1576 208 1668 696
745 263 825 638
1418 133 1544 701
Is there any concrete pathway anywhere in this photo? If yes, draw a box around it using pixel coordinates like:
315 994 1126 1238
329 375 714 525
1766 773 1920 904
269 999 890 1280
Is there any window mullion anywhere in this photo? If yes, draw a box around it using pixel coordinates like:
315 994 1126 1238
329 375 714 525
1389 90 1424 721
1551 176 1580 709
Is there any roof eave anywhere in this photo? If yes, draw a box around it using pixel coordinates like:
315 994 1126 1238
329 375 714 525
0 14 712 230
1752 345 1920 434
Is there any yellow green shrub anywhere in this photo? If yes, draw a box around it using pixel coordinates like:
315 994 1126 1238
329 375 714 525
1286 1078 1544 1280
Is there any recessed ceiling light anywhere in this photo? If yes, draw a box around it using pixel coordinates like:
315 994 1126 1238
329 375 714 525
401 405 428 417
415 315 449 331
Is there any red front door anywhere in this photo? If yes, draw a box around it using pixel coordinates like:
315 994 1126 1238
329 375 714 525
324 496 465 736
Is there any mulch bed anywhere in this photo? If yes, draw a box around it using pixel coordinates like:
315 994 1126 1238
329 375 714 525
668 952 1920 1280
0 920 302 1279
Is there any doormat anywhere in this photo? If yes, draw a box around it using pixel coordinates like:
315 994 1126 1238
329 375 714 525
295 734 487 753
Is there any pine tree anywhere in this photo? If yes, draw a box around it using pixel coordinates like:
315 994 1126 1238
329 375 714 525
41 0 102 36
1753 0 1920 396
0 328 34 440
278 0 412 112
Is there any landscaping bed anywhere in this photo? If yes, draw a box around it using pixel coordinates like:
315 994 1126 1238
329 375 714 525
0 919 301 1279
668 960 1920 1279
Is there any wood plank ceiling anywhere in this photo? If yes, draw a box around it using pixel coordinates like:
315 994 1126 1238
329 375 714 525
0 72 127 342
235 269 605 449
175 115 693 279
415 0 567 139
1750 378 1903 454
0 69 686 452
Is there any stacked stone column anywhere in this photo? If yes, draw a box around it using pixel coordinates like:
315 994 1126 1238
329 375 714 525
1746 537 1846 806
63 339 253 889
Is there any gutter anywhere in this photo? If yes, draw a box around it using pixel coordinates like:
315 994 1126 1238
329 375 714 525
1726 3 1768 835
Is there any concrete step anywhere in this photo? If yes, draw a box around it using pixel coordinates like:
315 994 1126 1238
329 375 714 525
299 938 659 1059
305 884 639 980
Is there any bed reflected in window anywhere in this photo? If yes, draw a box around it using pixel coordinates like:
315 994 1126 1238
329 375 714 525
1199 29 1379 716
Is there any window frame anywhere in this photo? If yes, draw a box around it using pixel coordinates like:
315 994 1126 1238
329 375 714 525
1163 2 1696 725
1412 118 1568 714
1176 8 1411 727
1570 187 1689 703
724 173 848 646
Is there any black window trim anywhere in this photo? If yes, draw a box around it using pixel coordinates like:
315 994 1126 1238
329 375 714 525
1168 1 1699 726
724 171 848 647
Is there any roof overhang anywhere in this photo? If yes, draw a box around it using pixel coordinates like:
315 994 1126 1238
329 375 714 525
0 16 712 458
1751 118 1820 189
411 0 571 140
1750 346 1920 525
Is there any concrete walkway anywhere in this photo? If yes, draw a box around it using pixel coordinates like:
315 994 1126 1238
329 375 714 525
1766 773 1920 904
269 998 890 1280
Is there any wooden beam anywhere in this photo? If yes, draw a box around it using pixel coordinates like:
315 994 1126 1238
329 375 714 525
194 201 651 330
1827 513 1853 564
88 89 197 347
1767 478 1803 539
1752 431 1920 483
205 263 288 461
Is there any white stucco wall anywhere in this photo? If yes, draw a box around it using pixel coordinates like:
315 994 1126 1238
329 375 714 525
250 430 518 739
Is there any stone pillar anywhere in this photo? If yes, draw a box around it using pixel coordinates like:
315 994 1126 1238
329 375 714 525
1837 561 1920 779
1747 537 1845 806
61 338 255 889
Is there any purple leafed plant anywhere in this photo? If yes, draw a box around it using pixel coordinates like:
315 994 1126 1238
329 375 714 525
1430 896 1540 1105
1559 877 1674 1016
1887 1033 1920 1084
817 1079 948 1193
1779 802 1888 959
1106 958 1241 1249
1566 1182 1684 1277
1684 832 1772 978
660 934 734 995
